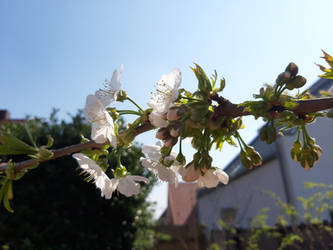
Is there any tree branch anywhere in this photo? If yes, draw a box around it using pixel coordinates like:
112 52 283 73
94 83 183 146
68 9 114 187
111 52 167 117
0 121 154 174
2 96 333 173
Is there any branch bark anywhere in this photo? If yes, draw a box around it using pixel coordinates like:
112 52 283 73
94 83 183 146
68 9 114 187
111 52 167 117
2 96 333 173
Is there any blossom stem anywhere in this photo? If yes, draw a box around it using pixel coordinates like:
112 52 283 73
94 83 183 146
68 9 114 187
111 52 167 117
126 96 144 113
117 110 142 116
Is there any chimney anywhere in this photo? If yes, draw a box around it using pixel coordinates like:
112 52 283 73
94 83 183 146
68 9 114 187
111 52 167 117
0 110 10 121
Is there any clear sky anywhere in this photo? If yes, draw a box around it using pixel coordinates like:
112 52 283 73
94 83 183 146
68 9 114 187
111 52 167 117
1 0 333 218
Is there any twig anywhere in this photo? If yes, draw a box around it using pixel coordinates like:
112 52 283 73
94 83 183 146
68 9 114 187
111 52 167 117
0 121 154 173
2 96 333 173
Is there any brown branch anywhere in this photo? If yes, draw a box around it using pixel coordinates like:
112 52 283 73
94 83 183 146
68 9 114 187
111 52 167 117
0 121 154 174
2 96 333 173
211 95 333 117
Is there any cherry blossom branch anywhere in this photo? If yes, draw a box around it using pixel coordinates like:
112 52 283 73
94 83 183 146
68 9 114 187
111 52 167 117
0 121 154 174
211 95 333 117
1 96 333 174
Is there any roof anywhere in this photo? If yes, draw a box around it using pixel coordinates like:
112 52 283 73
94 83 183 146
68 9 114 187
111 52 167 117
160 183 198 225
0 110 25 124
198 78 333 198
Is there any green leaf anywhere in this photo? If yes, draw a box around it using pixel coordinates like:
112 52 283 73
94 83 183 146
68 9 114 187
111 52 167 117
0 134 38 155
320 71 333 79
3 186 13 213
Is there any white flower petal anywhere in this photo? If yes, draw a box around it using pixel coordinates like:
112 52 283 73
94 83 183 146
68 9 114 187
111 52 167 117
84 95 105 122
148 69 182 121
128 175 150 184
142 145 163 162
149 111 168 128
95 65 124 106
72 153 115 199
84 97 117 146
197 168 229 188
214 168 229 185
117 176 140 197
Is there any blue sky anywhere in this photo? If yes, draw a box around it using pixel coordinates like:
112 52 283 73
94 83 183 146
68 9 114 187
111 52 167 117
1 0 333 218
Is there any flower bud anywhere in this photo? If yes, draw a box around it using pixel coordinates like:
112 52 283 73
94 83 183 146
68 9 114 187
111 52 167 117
164 137 178 147
291 141 302 161
167 107 181 121
285 62 298 79
240 151 253 169
286 75 306 90
247 147 262 166
116 90 128 102
292 76 306 89
156 128 169 140
176 152 186 165
170 128 180 138
276 72 291 85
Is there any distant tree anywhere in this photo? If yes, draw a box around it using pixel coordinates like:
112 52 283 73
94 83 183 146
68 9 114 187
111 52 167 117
0 110 156 250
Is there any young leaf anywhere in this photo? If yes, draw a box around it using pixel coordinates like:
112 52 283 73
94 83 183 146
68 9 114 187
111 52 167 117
0 134 38 155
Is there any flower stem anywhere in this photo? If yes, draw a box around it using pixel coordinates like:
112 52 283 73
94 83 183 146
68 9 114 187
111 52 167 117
117 110 142 116
126 96 144 113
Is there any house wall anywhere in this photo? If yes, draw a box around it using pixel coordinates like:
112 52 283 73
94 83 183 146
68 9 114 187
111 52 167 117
197 158 287 233
278 117 333 220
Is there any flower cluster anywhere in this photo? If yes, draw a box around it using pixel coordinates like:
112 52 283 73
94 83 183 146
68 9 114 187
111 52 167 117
71 66 232 199
290 125 322 171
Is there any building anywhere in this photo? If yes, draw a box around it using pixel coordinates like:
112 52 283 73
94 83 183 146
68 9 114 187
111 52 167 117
155 183 206 250
0 110 24 124
160 183 198 225
197 78 333 237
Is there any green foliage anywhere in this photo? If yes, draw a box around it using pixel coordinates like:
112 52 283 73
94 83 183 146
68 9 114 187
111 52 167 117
0 110 157 250
317 50 333 79
215 183 333 250
0 134 37 155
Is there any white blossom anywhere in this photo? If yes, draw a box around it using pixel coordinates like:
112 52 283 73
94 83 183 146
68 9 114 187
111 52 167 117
72 153 149 198
95 65 124 107
149 111 168 128
148 69 182 127
140 144 181 185
84 94 117 146
197 168 229 188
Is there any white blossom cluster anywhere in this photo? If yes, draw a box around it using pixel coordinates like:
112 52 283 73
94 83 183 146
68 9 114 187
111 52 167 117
72 66 229 199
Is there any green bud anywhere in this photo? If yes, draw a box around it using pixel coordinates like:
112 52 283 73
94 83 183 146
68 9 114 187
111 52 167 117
192 152 202 167
246 146 262 166
116 90 128 102
290 141 302 161
176 152 186 165
259 126 268 141
240 151 253 169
